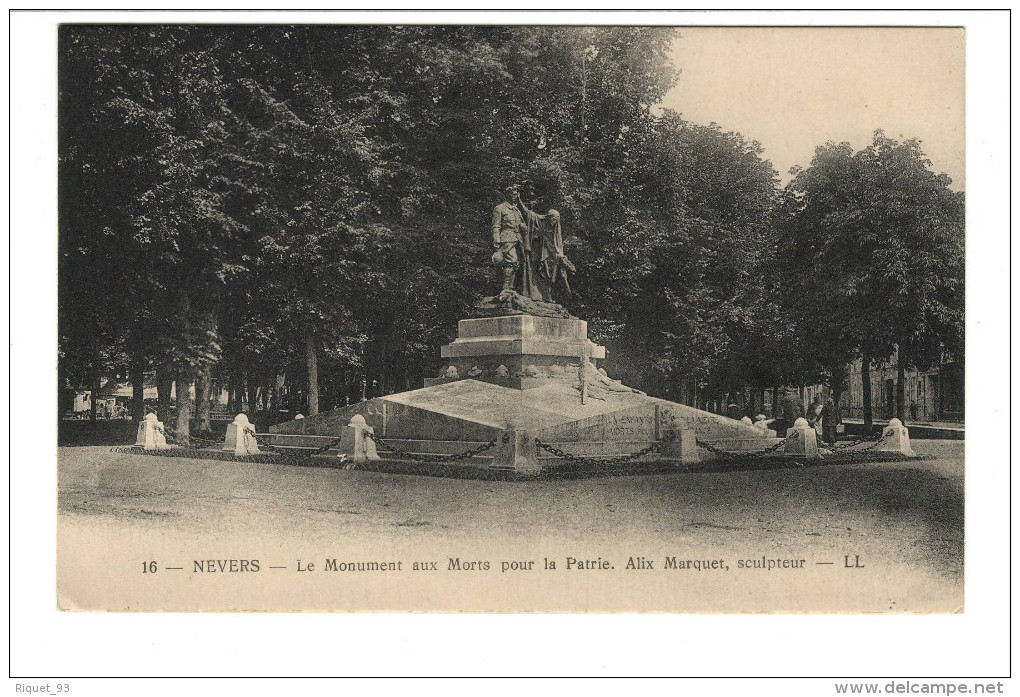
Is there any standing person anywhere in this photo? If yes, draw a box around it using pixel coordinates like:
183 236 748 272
822 395 842 444
807 395 824 439
726 400 744 421
777 387 803 434
491 186 528 294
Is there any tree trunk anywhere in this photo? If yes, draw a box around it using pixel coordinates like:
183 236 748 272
171 286 192 442
245 374 258 416
896 343 907 422
131 357 145 421
156 366 173 424
861 354 873 431
831 380 844 413
261 377 272 412
229 372 241 414
275 373 286 412
306 333 319 416
264 377 275 414
195 365 212 433
935 355 942 421
90 369 100 423
830 364 847 414
175 376 191 446
771 386 779 418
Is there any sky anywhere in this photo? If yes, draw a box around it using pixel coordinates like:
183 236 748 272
658 27 965 188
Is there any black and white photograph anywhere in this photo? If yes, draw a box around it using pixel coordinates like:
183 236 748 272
8 7 1011 685
53 21 969 614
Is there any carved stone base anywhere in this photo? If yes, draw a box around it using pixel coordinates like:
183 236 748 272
473 290 572 319
438 315 605 390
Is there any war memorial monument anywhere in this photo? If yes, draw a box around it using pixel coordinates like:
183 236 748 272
263 187 856 475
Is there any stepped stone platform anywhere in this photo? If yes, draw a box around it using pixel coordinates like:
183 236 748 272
269 316 771 473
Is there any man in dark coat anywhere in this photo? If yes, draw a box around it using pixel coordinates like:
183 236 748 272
776 388 804 434
822 396 842 444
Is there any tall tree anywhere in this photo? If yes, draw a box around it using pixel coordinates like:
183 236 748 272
783 130 965 423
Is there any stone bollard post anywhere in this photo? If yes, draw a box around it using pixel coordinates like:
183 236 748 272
490 428 540 474
784 417 820 459
223 414 261 456
873 418 917 457
338 415 381 462
135 413 170 450
660 427 700 466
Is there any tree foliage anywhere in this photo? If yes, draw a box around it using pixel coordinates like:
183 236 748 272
58 26 965 423
780 131 965 414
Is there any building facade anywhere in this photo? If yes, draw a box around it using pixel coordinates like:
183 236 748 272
841 351 963 423
755 349 963 424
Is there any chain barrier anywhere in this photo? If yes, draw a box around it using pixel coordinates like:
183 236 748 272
157 424 223 449
697 427 887 460
112 438 344 466
365 431 497 464
819 429 886 451
534 432 674 467
288 435 343 457
161 422 346 457
146 422 343 462
245 431 342 458
696 437 790 458
817 430 924 462
115 422 929 476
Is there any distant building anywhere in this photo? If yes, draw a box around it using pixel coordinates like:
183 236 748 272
758 348 963 424
71 390 92 413
67 389 119 418
842 351 963 423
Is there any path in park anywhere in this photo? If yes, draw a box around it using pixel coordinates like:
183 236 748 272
56 441 963 612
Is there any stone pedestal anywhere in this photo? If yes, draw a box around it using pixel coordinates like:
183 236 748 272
223 414 260 456
660 427 700 466
489 427 540 474
873 418 917 457
784 418 820 459
434 316 606 390
135 413 169 450
271 314 777 476
338 415 381 462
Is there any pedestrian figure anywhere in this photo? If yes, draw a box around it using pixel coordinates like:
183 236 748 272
807 395 824 439
822 396 842 444
776 388 803 434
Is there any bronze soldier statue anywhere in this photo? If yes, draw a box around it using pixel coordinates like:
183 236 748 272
490 186 528 294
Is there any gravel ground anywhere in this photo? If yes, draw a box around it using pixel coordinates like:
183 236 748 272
56 440 963 612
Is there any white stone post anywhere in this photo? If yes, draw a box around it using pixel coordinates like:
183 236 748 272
873 418 917 457
660 427 700 466
784 417 820 459
135 413 170 450
223 414 261 456
490 428 540 474
338 415 381 462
